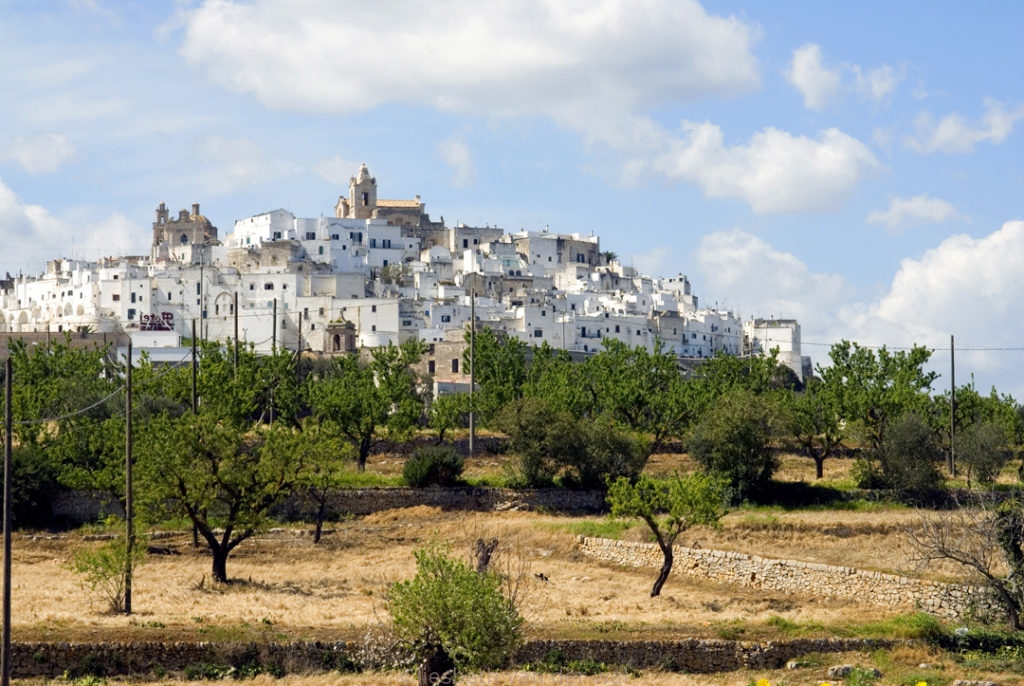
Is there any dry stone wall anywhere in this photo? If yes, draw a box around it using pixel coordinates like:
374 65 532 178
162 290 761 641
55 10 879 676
579 537 1001 621
8 637 903 678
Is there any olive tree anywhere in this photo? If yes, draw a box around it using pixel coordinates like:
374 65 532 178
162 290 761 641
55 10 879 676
607 472 726 597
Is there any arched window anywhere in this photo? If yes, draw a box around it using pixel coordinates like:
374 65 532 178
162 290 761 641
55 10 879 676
332 334 341 352
180 234 188 245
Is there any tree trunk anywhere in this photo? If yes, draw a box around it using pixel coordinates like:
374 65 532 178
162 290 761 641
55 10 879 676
418 644 455 685
814 452 825 480
211 547 229 583
651 544 674 597
357 435 372 473
314 500 326 544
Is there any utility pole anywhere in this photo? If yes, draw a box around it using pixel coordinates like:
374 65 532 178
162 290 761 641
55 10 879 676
949 334 956 476
124 340 134 615
233 292 239 378
191 320 198 415
469 292 475 458
272 298 278 353
2 358 12 686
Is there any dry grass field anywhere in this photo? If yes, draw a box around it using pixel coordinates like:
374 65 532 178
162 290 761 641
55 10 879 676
9 451 1024 684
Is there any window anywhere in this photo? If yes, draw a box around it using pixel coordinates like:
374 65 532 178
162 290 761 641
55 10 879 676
331 233 339 240
440 314 451 323
264 283 274 290
249 284 255 291
128 308 136 320
272 231 282 240
614 325 620 333
371 325 376 332
463 239 469 248
112 294 120 301
168 292 172 300
281 319 287 329
130 292 137 303
534 329 543 337
361 191 369 206
371 304 377 313
428 360 436 374
318 246 324 255
306 232 316 240
319 307 325 316
541 310 546 317
451 358 459 373
402 320 412 326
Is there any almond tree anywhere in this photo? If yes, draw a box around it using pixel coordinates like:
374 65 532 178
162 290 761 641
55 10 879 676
607 472 726 597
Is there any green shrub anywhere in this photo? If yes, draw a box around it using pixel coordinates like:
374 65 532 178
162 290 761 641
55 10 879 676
388 541 523 671
403 446 465 487
65 535 145 614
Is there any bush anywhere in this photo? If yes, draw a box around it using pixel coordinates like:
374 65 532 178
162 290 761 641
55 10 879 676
878 412 944 496
66 535 145 613
687 389 779 503
956 421 1012 487
403 446 465 487
388 541 523 672
495 397 645 488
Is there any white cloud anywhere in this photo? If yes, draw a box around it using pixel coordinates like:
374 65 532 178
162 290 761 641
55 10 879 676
853 63 904 102
695 229 851 325
784 44 902 110
905 98 1024 154
866 194 966 230
833 221 1024 395
186 135 297 194
628 246 674 279
179 0 759 120
0 179 146 276
649 122 880 213
314 154 359 187
785 44 841 111
0 134 75 174
437 139 476 188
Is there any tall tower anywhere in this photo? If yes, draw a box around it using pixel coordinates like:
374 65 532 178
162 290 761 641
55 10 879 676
348 162 377 219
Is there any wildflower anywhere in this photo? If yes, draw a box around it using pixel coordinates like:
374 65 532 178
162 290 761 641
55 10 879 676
756 680 771 686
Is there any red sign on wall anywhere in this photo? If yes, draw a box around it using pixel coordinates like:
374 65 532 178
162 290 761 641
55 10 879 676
140 312 174 331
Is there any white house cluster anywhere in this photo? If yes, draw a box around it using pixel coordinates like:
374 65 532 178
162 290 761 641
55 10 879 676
0 164 807 382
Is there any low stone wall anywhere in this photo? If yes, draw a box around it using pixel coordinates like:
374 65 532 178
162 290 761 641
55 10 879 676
9 637 901 678
517 637 901 672
278 486 608 518
53 487 608 527
579 537 1001 621
8 641 351 679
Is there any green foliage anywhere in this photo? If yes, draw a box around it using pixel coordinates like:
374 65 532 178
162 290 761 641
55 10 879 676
66 535 145 613
496 397 645 488
11 444 65 528
784 377 844 479
464 327 528 423
607 472 726 596
581 339 695 456
427 392 469 444
876 412 944 496
687 389 780 503
135 416 304 582
956 421 1012 488
818 340 936 454
388 541 523 671
308 340 425 470
403 446 465 487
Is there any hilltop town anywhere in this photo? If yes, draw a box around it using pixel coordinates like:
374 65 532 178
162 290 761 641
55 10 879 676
0 163 806 382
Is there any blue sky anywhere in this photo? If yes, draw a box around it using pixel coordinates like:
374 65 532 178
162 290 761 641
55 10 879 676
1 0 1023 396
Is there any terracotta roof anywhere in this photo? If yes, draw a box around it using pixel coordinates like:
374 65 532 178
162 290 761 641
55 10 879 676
377 199 422 209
